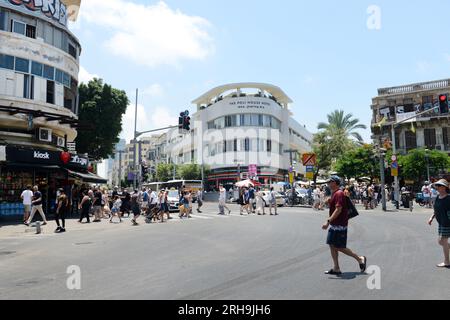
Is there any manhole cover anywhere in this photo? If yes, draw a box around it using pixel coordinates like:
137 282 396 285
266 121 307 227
74 242 93 246
0 251 16 256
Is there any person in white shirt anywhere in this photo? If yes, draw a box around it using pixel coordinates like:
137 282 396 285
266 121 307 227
197 189 203 213
218 185 231 215
21 185 34 223
422 182 431 208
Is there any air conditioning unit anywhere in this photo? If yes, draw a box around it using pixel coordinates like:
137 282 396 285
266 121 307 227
57 136 65 148
38 128 52 142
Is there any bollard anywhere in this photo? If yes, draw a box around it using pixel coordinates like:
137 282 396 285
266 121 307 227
36 221 41 234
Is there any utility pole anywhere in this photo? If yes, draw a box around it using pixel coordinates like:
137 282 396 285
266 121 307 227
133 88 138 190
116 150 126 187
378 145 387 212
284 149 298 205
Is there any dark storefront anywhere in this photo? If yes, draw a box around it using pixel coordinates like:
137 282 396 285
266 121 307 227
0 145 106 220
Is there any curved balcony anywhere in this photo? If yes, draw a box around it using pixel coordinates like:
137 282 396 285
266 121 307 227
1 30 79 79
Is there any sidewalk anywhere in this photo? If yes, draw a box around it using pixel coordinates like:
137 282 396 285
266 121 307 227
0 214 173 239
354 201 434 215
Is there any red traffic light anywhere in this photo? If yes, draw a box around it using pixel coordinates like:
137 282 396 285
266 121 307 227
440 94 447 102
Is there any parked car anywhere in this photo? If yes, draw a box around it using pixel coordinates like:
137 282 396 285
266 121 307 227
167 190 180 212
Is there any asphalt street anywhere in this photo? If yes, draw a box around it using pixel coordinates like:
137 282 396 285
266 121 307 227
0 202 449 300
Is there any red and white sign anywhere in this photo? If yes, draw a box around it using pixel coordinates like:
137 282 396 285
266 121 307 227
302 153 316 166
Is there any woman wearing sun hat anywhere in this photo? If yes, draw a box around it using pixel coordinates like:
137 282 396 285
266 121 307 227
428 179 450 268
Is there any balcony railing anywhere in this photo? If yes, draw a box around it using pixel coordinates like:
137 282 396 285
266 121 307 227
378 79 450 96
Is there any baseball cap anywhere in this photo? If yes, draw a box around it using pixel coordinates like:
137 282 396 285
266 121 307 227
326 175 341 186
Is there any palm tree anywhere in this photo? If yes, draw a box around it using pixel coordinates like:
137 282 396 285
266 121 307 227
318 110 367 142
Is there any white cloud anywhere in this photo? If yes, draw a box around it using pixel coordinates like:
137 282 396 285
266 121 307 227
120 105 177 143
143 84 165 97
149 107 178 129
78 66 99 83
121 103 150 143
78 0 214 68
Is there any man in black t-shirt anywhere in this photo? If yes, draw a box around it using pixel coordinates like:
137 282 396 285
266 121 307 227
25 185 48 226
92 188 103 222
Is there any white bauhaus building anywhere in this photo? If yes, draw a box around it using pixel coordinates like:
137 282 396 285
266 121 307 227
165 83 313 189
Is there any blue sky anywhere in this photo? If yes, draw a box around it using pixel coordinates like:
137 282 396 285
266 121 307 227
70 0 450 176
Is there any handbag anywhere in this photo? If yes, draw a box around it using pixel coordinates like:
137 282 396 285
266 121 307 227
346 196 359 219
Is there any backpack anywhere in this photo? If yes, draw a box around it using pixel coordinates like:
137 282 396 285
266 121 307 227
142 192 149 202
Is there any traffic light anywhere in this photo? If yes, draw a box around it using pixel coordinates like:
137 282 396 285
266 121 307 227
141 166 149 182
439 94 448 114
179 112 185 128
183 115 191 131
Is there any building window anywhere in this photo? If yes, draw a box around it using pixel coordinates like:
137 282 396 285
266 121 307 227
22 74 34 100
15 57 29 73
12 20 25 35
31 61 43 77
267 140 272 152
271 118 281 129
234 139 238 152
0 54 14 70
424 128 436 149
0 10 5 31
405 131 417 151
55 69 63 84
43 65 54 80
244 138 250 152
63 73 71 87
68 43 77 59
46 80 55 104
26 24 36 39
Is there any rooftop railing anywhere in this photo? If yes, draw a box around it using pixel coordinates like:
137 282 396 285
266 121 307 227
378 79 450 96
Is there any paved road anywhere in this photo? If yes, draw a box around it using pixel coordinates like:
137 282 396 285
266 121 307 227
0 203 449 300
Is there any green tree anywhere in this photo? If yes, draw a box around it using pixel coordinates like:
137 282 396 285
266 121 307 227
156 163 176 182
398 149 450 182
312 132 333 185
178 164 201 180
76 79 129 160
317 110 367 159
335 144 379 181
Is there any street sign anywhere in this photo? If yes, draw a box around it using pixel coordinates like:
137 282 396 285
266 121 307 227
391 168 398 177
289 172 294 184
289 166 294 173
391 161 398 169
306 172 314 180
302 153 316 166
306 166 314 173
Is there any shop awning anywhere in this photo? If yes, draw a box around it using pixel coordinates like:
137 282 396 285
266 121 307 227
3 163 61 170
66 169 108 184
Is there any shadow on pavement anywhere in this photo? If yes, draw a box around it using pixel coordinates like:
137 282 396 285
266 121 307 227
328 272 367 280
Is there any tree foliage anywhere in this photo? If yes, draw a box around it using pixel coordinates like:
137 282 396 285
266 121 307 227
335 144 379 181
76 79 129 160
398 149 450 181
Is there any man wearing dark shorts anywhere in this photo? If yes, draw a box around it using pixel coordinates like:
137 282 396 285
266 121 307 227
322 176 367 276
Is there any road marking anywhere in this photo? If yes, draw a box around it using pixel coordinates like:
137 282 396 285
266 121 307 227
189 215 214 220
